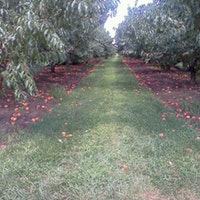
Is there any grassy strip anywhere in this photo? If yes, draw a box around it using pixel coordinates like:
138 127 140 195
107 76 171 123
0 56 199 200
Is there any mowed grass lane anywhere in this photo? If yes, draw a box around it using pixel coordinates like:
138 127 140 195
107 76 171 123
0 56 199 200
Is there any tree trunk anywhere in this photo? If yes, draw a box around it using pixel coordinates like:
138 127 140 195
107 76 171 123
190 66 196 84
50 64 56 73
0 74 3 91
188 56 199 84
0 65 6 91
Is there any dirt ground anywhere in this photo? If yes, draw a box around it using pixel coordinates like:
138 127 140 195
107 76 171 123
0 59 99 138
123 57 200 133
0 57 200 138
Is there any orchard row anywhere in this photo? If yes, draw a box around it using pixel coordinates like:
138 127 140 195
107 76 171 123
115 0 200 83
0 0 119 97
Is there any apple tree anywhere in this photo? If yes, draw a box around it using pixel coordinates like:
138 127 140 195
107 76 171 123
0 0 119 98
115 0 200 83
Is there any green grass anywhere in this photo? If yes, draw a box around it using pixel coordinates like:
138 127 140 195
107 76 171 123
0 56 200 200
180 98 200 116
179 98 200 130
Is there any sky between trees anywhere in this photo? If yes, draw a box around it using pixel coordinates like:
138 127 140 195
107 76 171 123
104 0 153 37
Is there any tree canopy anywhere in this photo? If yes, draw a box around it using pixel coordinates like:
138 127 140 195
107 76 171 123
0 0 119 97
115 0 200 83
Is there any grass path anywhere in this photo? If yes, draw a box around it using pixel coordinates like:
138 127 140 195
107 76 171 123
0 56 199 199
